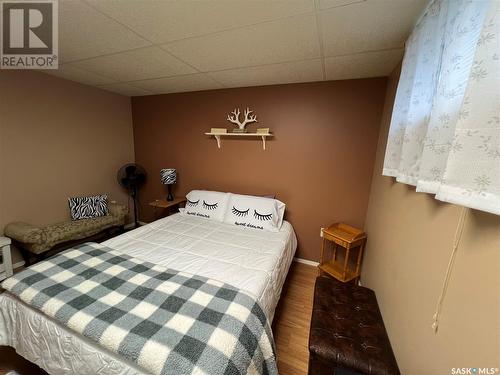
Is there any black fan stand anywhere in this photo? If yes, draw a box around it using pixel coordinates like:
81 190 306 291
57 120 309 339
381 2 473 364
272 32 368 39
131 184 139 228
117 163 147 230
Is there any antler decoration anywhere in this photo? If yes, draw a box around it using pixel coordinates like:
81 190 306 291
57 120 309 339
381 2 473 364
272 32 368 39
227 107 258 129
227 108 241 126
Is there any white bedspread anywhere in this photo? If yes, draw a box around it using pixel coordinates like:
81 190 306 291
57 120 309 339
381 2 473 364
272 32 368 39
0 214 297 375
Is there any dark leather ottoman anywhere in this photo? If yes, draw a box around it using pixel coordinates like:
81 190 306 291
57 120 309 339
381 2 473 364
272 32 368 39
308 276 400 375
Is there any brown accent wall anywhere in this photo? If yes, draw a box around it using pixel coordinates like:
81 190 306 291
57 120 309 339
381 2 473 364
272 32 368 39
0 70 135 263
131 78 387 261
363 66 500 373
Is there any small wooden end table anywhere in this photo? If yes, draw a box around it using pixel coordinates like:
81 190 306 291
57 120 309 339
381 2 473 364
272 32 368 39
149 197 186 219
318 223 367 283
0 236 13 281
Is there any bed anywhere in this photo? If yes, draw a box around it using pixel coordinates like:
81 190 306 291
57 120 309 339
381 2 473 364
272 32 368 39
0 213 297 375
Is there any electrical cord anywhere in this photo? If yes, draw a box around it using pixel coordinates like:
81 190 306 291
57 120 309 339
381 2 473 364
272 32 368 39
431 206 469 333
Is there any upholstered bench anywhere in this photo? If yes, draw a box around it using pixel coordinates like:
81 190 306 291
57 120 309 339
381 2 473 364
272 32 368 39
4 202 126 265
308 276 400 375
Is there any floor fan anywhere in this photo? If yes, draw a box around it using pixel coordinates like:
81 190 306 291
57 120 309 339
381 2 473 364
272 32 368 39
117 163 147 228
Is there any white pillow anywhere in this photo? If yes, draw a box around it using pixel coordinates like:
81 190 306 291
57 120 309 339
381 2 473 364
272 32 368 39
184 190 229 222
223 193 285 232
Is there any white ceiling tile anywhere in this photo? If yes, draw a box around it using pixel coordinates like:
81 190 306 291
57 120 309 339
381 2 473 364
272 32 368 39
162 15 321 72
59 0 151 63
43 65 117 85
31 1 426 93
320 0 427 56
208 59 324 88
98 83 153 97
132 74 224 95
68 47 196 82
86 0 314 44
324 49 403 80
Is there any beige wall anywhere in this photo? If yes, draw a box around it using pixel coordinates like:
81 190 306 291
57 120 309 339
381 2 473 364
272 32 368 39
363 66 500 374
0 70 135 262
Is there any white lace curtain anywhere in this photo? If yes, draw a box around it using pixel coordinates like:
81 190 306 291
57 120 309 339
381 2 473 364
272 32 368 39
383 0 500 215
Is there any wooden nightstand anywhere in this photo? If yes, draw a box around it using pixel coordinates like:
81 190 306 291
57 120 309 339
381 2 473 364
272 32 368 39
318 223 367 283
149 197 186 219
0 236 13 281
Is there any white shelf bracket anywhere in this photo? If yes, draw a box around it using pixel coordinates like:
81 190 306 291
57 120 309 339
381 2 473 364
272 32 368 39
205 132 272 150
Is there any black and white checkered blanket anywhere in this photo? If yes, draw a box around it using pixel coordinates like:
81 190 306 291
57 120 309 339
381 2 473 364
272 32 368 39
2 243 277 375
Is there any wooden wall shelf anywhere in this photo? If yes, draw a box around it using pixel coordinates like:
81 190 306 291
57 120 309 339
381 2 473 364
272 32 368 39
205 132 273 150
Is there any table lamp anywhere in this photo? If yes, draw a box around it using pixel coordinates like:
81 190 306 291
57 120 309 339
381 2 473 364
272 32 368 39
160 168 176 201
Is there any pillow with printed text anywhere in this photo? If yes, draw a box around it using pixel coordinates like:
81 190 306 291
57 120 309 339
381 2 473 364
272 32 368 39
223 193 285 232
184 190 229 222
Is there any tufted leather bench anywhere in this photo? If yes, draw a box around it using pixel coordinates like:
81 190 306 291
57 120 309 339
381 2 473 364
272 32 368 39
308 276 400 375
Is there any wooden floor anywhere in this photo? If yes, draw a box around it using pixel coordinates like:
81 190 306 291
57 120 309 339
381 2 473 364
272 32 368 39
273 262 317 375
0 262 317 375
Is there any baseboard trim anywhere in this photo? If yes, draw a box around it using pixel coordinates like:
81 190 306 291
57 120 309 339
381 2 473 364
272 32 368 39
293 257 319 267
8 260 26 272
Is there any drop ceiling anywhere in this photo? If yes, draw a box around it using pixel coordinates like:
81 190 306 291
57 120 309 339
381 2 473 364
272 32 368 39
44 0 428 97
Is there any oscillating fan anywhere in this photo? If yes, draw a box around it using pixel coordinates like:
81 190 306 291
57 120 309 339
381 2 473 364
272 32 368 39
117 163 147 228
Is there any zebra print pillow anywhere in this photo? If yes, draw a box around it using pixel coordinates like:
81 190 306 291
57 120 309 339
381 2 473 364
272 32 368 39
68 194 109 220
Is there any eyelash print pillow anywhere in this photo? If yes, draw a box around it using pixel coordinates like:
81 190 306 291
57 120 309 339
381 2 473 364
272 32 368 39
223 193 285 232
184 190 229 222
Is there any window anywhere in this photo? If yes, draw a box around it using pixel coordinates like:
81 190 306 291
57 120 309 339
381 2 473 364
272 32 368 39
383 0 499 215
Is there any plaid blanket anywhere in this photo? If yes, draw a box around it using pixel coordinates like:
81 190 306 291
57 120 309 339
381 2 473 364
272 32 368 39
2 243 277 375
